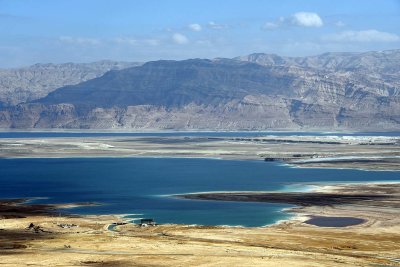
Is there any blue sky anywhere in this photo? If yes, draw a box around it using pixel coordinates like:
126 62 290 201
1 0 399 67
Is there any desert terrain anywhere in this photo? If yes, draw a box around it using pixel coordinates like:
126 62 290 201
0 182 399 266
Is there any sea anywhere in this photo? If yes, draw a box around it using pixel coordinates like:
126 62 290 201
0 131 399 227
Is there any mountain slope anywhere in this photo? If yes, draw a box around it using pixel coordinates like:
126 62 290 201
0 60 141 106
36 59 297 108
0 50 399 130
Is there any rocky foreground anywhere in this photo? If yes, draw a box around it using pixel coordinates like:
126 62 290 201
0 182 399 266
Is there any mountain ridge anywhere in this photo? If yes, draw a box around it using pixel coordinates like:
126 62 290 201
0 60 141 106
0 49 399 130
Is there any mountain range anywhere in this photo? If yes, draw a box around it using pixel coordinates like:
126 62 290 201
0 50 399 130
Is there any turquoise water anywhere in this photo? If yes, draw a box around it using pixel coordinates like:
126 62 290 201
0 157 399 227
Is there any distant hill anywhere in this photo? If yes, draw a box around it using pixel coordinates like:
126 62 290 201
0 50 399 130
235 49 400 74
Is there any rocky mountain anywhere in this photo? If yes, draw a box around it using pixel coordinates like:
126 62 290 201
0 50 399 130
36 59 297 108
0 60 141 106
235 49 400 74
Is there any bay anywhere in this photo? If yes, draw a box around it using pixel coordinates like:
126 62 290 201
0 157 399 227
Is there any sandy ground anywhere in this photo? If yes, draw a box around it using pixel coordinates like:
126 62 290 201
1 183 399 267
0 135 399 170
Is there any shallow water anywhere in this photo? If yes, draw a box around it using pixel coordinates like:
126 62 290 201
305 216 366 227
0 157 399 227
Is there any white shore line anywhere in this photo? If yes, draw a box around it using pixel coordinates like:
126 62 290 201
282 162 400 172
291 155 400 163
0 129 370 134
0 155 225 160
171 180 400 197
173 181 400 228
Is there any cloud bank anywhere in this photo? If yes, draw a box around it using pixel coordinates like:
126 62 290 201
208 21 227 30
59 36 100 45
263 12 323 30
172 33 189 44
325 30 400 42
188 23 202 32
291 12 323 27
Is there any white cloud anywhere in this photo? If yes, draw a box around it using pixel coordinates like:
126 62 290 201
262 22 279 30
172 33 189 44
263 12 323 30
325 30 400 42
291 12 323 27
59 36 100 45
114 37 137 45
335 21 346 27
114 37 160 46
188 23 202 32
145 39 160 46
195 39 213 46
208 21 227 30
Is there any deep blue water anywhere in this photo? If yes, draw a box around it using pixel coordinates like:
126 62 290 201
0 157 399 227
0 131 399 138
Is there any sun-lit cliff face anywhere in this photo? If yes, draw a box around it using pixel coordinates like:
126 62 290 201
0 50 399 130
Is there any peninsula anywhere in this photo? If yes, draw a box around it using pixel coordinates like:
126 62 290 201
1 182 399 266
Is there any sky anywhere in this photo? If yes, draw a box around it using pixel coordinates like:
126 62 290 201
0 0 400 67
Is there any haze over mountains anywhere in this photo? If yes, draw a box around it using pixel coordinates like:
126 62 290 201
0 61 141 106
0 50 399 130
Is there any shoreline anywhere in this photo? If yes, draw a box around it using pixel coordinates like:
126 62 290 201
176 181 400 228
4 180 399 228
1 182 400 266
0 134 399 171
283 162 400 172
1 129 400 136
0 129 376 133
1 152 399 228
